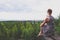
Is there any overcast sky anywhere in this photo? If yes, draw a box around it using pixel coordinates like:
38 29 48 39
0 0 60 21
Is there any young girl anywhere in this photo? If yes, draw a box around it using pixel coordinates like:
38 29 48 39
38 9 56 40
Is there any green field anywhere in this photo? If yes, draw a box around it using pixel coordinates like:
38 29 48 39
0 17 60 40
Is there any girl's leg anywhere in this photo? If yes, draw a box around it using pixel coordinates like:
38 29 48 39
38 28 43 36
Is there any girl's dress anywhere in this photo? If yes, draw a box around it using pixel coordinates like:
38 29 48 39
41 16 55 37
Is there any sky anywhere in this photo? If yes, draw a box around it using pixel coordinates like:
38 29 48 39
0 0 60 21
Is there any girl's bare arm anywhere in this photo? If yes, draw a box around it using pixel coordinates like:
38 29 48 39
40 18 50 27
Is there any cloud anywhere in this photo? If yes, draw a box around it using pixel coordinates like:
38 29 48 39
0 12 45 21
0 0 60 13
0 0 60 20
0 0 32 12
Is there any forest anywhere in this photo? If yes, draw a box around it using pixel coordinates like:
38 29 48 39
0 16 60 40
